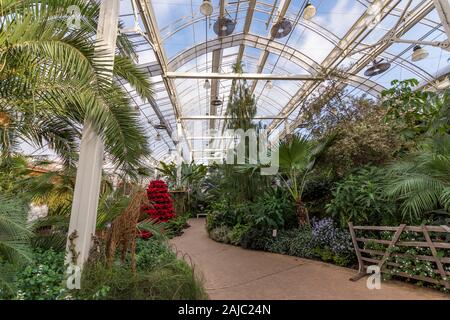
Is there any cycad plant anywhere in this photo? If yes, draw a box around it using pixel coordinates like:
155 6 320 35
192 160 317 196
385 134 450 223
0 0 153 172
278 134 334 225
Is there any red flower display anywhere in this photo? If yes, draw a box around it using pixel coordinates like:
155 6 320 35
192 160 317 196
141 180 176 223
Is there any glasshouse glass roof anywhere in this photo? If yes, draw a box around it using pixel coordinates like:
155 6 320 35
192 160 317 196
26 0 450 165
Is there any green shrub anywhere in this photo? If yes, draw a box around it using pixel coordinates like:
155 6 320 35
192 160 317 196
286 228 314 258
134 239 176 272
228 224 251 245
209 226 232 244
326 166 397 227
239 228 272 251
206 198 249 231
15 248 68 300
165 214 190 237
249 187 296 230
266 229 298 254
76 259 207 300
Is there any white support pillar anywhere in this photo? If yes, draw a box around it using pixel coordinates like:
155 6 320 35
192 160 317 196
433 0 450 39
66 0 120 269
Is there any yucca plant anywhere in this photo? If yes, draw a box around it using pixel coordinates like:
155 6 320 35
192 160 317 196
0 0 153 173
385 134 450 223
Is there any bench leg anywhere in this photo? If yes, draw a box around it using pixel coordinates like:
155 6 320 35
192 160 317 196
350 272 367 282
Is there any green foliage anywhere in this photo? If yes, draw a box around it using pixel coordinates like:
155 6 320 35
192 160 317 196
318 106 406 176
249 187 295 230
225 62 256 131
283 228 314 258
209 226 232 244
228 223 251 245
382 79 445 140
165 214 190 237
77 259 207 300
134 239 176 272
0 193 32 296
326 166 397 227
239 228 272 251
1 0 152 173
15 248 67 300
385 134 450 223
206 197 250 231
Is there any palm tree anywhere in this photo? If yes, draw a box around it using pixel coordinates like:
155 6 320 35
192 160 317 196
277 134 334 225
0 194 32 296
0 0 153 173
385 134 450 223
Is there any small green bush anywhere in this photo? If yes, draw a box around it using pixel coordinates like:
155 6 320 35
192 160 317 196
239 228 272 251
326 166 397 227
228 224 251 245
165 214 190 237
15 248 68 300
134 239 176 272
209 226 232 244
285 228 314 258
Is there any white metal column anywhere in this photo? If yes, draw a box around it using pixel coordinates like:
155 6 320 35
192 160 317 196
66 0 120 268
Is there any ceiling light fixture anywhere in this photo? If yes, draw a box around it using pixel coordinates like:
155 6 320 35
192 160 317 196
200 0 213 16
271 18 292 39
211 97 223 106
364 59 391 77
213 18 236 36
156 133 161 142
411 45 429 62
303 2 317 20
203 79 211 89
266 80 273 90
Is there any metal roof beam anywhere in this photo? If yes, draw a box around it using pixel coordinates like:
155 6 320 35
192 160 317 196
166 72 322 80
136 0 192 156
274 0 437 138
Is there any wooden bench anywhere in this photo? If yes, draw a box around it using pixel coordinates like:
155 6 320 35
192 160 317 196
196 213 207 219
348 222 450 289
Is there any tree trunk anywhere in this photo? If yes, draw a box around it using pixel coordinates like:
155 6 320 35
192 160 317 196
296 200 310 226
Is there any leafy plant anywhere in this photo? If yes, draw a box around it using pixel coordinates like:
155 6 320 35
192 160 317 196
326 166 397 227
133 238 176 272
1 0 152 173
15 248 67 300
311 218 354 256
385 134 450 223
382 79 444 140
249 187 295 230
209 226 232 244
277 133 335 225
239 228 272 251
228 223 251 245
0 194 32 296
76 259 207 300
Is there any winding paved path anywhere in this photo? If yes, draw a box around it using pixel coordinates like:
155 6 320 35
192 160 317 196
171 218 449 300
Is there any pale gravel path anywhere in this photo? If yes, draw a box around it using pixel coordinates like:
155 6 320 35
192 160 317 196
170 218 449 300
